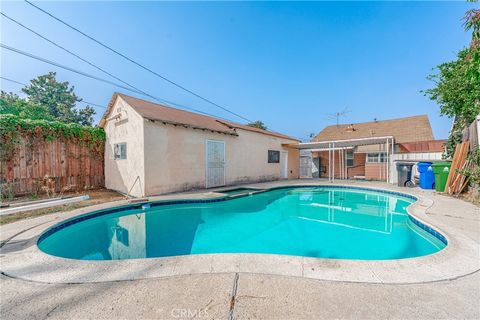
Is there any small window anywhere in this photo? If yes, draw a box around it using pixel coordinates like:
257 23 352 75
366 153 378 163
268 150 280 163
379 153 387 163
114 143 127 160
366 152 387 163
346 150 354 167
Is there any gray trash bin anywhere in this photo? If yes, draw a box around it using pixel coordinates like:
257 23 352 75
396 162 414 187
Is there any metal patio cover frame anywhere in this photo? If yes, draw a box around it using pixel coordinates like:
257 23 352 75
284 136 395 182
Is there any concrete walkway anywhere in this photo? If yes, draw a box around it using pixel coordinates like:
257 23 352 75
1 180 479 319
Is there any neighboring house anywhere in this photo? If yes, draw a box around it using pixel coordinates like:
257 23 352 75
99 93 300 197
307 115 442 181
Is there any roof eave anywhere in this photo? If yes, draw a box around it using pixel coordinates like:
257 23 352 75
146 118 238 136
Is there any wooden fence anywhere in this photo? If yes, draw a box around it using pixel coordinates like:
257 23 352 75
1 138 104 197
462 115 479 149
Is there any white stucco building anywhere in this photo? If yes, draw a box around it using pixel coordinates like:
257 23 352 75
99 93 300 197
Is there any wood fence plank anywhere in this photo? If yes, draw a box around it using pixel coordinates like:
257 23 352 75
1 136 104 196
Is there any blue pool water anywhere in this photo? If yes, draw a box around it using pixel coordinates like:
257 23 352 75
38 187 446 260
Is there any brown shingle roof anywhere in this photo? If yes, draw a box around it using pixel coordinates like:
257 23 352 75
100 93 299 141
217 119 299 140
312 115 434 143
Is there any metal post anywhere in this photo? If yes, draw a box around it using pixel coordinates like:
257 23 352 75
332 142 335 183
386 139 389 183
328 143 331 182
341 148 343 179
390 138 395 183
345 148 348 180
340 148 343 180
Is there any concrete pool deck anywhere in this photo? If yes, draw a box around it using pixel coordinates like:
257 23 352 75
1 180 479 319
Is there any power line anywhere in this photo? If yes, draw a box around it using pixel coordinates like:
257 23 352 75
20 1 306 139
0 75 106 109
0 44 235 120
0 11 175 109
2 7 246 120
1 43 146 94
24 0 254 123
0 76 25 87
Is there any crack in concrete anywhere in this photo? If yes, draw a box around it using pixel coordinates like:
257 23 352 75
228 273 239 320
43 305 58 319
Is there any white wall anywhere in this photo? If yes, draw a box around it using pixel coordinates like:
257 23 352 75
388 152 443 184
142 120 299 195
104 97 146 197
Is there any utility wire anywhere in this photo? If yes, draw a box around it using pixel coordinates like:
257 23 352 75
21 1 305 139
1 9 241 119
1 10 197 113
0 75 106 109
0 12 155 99
0 76 25 87
1 43 146 93
24 0 254 123
0 44 235 120
0 11 222 117
3 7 303 139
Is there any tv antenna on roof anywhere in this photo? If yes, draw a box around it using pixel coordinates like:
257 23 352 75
327 107 350 127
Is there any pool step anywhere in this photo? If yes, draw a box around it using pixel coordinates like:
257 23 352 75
128 198 149 203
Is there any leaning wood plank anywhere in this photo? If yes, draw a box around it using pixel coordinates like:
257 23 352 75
457 158 469 193
448 146 463 194
446 142 462 194
457 162 472 195
452 160 468 194
448 141 469 194
448 142 465 194
445 143 461 192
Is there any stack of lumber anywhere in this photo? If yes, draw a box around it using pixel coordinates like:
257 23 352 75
445 141 470 195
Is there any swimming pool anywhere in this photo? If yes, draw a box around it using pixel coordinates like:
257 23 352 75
38 186 446 261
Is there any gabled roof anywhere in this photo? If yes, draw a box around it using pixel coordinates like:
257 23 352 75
100 93 299 141
312 115 434 143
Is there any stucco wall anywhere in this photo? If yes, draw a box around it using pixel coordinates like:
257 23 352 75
104 97 146 197
142 120 299 195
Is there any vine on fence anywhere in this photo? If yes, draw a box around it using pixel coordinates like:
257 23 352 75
0 114 105 161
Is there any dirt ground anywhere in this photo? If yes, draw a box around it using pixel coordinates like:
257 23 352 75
0 189 124 225
459 188 480 206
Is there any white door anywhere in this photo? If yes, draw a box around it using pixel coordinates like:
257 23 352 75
280 151 288 179
206 140 225 188
299 156 312 178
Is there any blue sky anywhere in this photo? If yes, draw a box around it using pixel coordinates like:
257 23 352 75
0 1 476 140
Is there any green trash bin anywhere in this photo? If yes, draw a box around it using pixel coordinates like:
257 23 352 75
432 162 452 192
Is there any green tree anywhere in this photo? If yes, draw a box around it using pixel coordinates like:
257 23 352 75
247 120 267 130
21 72 96 126
424 7 480 158
0 92 52 121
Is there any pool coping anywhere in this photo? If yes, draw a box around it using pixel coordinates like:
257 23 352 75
1 183 478 284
